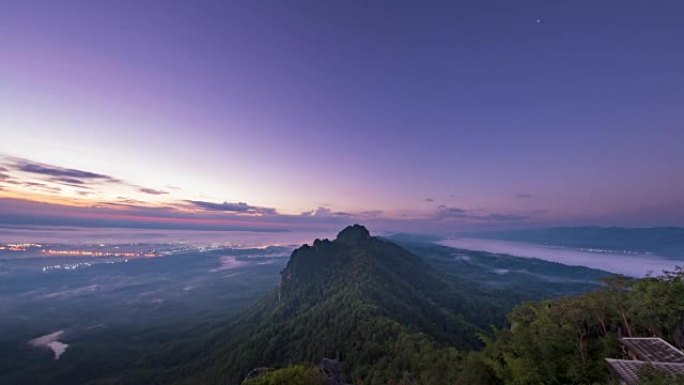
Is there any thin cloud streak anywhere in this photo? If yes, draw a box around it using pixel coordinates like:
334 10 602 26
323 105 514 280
8 157 120 182
2 156 172 202
185 200 277 215
139 187 169 195
435 205 529 222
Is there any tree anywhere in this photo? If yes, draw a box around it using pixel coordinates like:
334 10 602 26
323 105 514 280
242 365 326 385
637 365 684 385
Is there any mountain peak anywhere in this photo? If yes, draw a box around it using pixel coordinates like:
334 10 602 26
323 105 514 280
220 225 486 383
335 224 371 245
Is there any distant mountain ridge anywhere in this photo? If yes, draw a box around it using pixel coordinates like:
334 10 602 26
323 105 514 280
474 226 684 257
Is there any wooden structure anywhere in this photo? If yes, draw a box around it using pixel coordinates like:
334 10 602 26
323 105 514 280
606 359 684 384
621 337 684 363
606 337 684 384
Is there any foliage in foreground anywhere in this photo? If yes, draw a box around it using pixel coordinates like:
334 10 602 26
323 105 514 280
242 365 326 385
477 268 684 384
637 366 684 385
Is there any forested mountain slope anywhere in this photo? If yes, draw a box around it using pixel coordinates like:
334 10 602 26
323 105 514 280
238 263 684 385
164 225 506 384
478 270 684 384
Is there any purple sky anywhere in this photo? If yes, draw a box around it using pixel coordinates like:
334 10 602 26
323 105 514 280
1 0 683 233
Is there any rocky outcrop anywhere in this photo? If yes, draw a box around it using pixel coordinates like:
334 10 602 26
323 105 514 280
242 359 349 385
335 224 371 246
279 225 371 287
242 367 269 383
317 358 348 385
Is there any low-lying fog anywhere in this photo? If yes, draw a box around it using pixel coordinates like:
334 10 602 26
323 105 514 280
441 238 682 277
29 331 68 359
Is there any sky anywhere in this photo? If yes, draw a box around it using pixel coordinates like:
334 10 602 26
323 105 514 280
1 0 683 233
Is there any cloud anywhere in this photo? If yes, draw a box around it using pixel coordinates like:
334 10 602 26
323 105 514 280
186 200 277 215
299 207 378 226
0 157 541 233
1 157 383 229
302 207 331 217
435 205 529 222
21 182 62 193
483 213 529 221
139 187 168 195
8 158 119 182
3 157 122 190
516 194 533 199
51 177 87 185
23 182 49 187
314 207 332 216
3 156 176 199
360 210 383 217
435 205 468 219
301 207 353 218
0 166 15 183
0 198 286 231
49 177 96 189
116 197 147 204
0 197 374 232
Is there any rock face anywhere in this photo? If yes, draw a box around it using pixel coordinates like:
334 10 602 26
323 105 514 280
335 224 371 246
242 367 269 383
317 358 348 385
242 359 349 385
280 224 372 285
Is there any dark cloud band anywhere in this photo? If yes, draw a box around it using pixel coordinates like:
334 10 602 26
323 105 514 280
185 200 277 215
